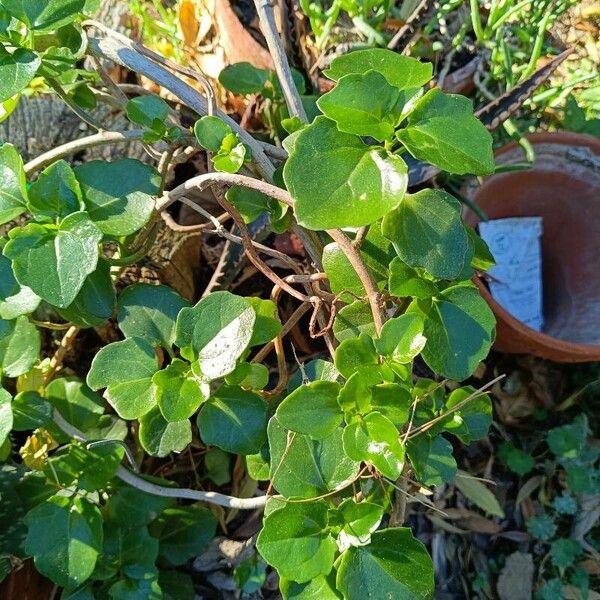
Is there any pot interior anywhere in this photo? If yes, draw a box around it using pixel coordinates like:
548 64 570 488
465 137 600 346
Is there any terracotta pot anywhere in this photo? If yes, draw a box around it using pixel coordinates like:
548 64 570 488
462 132 600 362
215 0 273 69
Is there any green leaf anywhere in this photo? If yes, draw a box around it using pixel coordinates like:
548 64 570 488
213 137 246 173
268 416 360 498
28 160 82 222
547 415 589 459
87 337 158 419
284 117 408 229
149 506 217 566
4 211 102 308
388 257 439 299
411 284 495 380
106 482 174 527
497 442 534 476
225 361 269 389
276 381 342 439
368 382 411 426
343 411 405 479
467 226 495 272
74 159 160 236
218 62 269 95
55 258 115 327
152 359 206 422
0 386 12 446
382 189 472 280
194 116 231 153
0 47 41 104
396 88 494 175
108 572 162 600
375 313 426 363
160 570 195 600
317 71 403 141
257 500 336 583
336 528 434 600
280 574 341 599
0 253 39 319
552 493 577 515
336 499 383 548
1 0 85 31
441 386 492 443
526 514 556 541
336 367 385 416
549 538 582 569
24 495 102 588
453 471 504 517
0 142 28 223
204 447 231 485
138 406 191 457
324 49 432 90
408 434 457 486
11 390 52 430
0 315 40 376
226 185 284 225
247 297 282 346
245 447 270 481
288 358 340 393
127 95 169 128
118 283 189 350
175 291 255 381
334 334 378 378
333 301 376 342
46 377 104 432
197 385 267 455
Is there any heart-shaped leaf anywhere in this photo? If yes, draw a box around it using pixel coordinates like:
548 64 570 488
374 313 426 363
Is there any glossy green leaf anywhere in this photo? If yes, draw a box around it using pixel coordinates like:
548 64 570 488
0 47 41 104
118 283 189 350
441 386 492 443
276 381 343 439
127 95 169 128
408 435 457 486
333 301 376 342
284 116 407 229
280 573 341 600
0 315 40 376
55 258 115 327
194 115 232 152
288 358 340 393
1 0 85 31
245 447 270 481
197 385 267 454
268 416 360 498
225 361 269 389
11 390 52 430
218 62 269 95
87 337 158 419
175 291 255 381
336 499 383 548
388 257 438 299
0 143 28 223
368 382 411 427
149 506 217 566
324 49 432 90
152 359 206 422
453 470 504 517
317 71 403 141
396 88 494 175
257 500 336 583
24 495 102 588
212 137 246 173
382 189 472 280
138 406 191 457
337 367 386 416
3 211 102 308
74 159 160 236
334 334 378 378
467 226 495 271
45 377 103 432
343 411 405 479
0 386 12 446
28 160 82 222
375 314 426 363
411 285 495 380
247 297 282 346
336 528 434 600
0 253 40 319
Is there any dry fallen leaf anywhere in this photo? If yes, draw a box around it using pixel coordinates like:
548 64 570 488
179 0 200 46
496 551 534 600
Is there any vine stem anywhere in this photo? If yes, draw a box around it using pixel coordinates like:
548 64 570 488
52 410 269 509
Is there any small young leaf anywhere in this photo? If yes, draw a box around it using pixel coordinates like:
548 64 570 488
213 139 246 173
218 62 269 95
257 500 336 583
75 159 160 236
441 386 493 443
0 143 28 224
396 88 494 175
334 334 379 378
193 115 232 152
87 337 158 419
225 362 269 389
3 211 102 308
336 499 383 549
388 258 439 299
343 411 405 479
375 313 426 363
382 189 472 280
197 385 267 455
138 406 192 457
276 380 343 439
335 528 434 600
